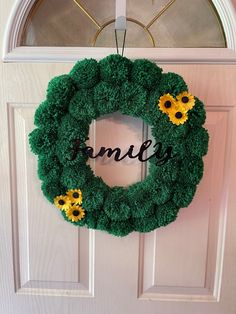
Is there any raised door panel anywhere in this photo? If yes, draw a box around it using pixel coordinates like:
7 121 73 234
7 103 95 297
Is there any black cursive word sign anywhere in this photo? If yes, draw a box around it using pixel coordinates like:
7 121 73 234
71 139 175 165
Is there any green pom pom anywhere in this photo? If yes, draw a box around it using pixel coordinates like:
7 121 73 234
58 113 89 141
178 156 204 185
120 82 147 117
127 183 154 218
109 219 133 237
156 201 179 226
186 127 209 157
130 201 154 219
158 72 188 97
34 101 66 128
133 215 158 233
173 184 197 208
47 75 75 109
151 182 172 206
131 59 162 90
99 54 132 85
55 114 89 165
56 138 88 166
38 153 61 180
69 89 96 122
151 116 189 143
188 98 206 127
104 187 131 221
41 178 66 203
94 82 120 115
83 178 109 212
97 212 111 231
60 164 93 190
150 158 180 182
85 209 105 229
70 59 99 89
144 89 162 124
29 127 57 155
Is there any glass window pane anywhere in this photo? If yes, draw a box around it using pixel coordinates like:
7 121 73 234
20 0 226 48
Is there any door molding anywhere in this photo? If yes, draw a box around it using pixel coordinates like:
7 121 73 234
2 0 236 63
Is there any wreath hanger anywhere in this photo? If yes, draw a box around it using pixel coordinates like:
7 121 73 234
114 0 127 56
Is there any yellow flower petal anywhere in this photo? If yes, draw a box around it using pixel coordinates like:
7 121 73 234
168 105 188 125
176 91 195 111
65 205 85 222
54 195 71 211
67 189 83 205
158 93 177 115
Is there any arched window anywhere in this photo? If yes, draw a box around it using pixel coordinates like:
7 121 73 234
21 0 226 48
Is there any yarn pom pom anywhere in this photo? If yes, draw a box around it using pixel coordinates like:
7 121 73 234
70 59 99 89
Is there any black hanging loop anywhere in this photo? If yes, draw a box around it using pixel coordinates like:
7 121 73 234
115 3 127 57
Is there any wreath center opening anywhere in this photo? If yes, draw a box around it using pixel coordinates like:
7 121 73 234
72 112 174 187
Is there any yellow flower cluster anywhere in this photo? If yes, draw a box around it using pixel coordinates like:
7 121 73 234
158 91 195 125
54 189 85 222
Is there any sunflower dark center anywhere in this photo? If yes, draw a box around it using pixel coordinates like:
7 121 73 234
182 96 189 103
73 192 79 198
175 112 183 119
58 199 65 205
164 100 172 108
73 210 80 216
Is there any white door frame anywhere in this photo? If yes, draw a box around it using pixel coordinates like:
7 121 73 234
2 0 236 63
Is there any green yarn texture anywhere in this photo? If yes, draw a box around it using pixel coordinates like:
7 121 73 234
29 54 209 237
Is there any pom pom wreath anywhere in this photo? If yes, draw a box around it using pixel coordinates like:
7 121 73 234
29 54 209 237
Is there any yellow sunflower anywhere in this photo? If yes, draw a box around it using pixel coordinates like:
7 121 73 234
176 91 195 111
54 195 71 211
67 189 83 205
65 205 85 222
168 105 188 125
158 93 177 115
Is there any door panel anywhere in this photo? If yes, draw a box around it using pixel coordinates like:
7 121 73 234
8 103 94 297
139 108 230 301
1 63 236 314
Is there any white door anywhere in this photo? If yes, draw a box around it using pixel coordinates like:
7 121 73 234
1 1 236 314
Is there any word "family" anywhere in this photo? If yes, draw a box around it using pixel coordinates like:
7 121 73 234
71 139 175 165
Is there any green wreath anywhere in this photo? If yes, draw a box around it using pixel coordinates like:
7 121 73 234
29 54 209 237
